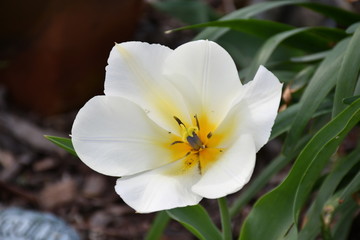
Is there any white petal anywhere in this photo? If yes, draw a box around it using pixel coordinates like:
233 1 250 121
71 96 177 177
105 41 191 133
192 134 256 199
240 65 283 151
163 40 242 127
115 158 202 213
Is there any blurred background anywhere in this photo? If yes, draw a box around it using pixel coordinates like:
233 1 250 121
0 0 359 239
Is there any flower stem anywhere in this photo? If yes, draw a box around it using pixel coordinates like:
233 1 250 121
218 197 232 240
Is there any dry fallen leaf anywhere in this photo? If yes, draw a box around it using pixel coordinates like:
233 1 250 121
39 177 77 209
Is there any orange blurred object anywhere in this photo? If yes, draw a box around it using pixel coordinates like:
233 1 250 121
0 0 143 115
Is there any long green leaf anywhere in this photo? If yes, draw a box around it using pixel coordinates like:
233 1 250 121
290 51 329 63
44 135 77 156
283 38 349 155
298 147 360 240
239 98 360 240
333 24 360 116
298 2 360 26
167 205 222 240
332 199 358 240
152 0 219 25
230 102 330 217
230 135 310 218
245 26 345 81
171 19 345 53
195 0 306 40
195 1 359 41
246 27 310 80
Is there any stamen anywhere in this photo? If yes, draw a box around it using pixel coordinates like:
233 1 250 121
194 115 200 130
174 116 185 127
187 132 203 151
207 132 212 139
171 141 184 145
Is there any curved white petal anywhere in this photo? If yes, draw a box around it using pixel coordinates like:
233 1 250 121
192 134 256 199
240 65 283 151
115 158 202 213
163 40 242 127
71 96 177 177
105 41 191 134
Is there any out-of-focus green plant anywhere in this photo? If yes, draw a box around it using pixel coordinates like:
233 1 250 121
47 1 360 239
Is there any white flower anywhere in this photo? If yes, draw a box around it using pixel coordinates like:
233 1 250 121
71 40 282 213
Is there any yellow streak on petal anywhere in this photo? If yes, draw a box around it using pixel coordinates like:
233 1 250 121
196 114 217 144
199 148 223 173
206 114 238 148
164 153 199 176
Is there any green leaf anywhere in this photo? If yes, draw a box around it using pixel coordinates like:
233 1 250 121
346 22 360 34
298 2 360 26
145 211 170 240
217 31 264 69
333 24 360 116
298 147 360 240
167 205 222 240
332 199 358 240
283 38 350 155
230 135 310 218
239 98 360 240
246 27 311 81
271 101 330 141
290 51 329 63
343 95 360 105
271 104 301 139
338 168 360 200
194 1 359 41
195 0 306 41
171 19 345 53
152 0 219 25
44 135 77 156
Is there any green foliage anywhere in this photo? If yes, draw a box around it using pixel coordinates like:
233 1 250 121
151 0 220 25
167 205 222 240
44 135 77 156
240 98 360 240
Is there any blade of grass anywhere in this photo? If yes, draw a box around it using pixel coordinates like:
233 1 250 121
283 38 349 155
298 147 360 240
245 27 310 81
333 24 360 116
194 1 359 41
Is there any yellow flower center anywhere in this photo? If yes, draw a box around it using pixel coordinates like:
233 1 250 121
168 115 224 175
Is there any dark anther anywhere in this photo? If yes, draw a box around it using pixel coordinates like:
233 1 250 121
194 114 200 130
207 132 212 139
174 116 185 126
187 133 203 151
171 141 184 145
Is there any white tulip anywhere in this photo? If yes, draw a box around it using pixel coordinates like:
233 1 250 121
71 40 283 213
